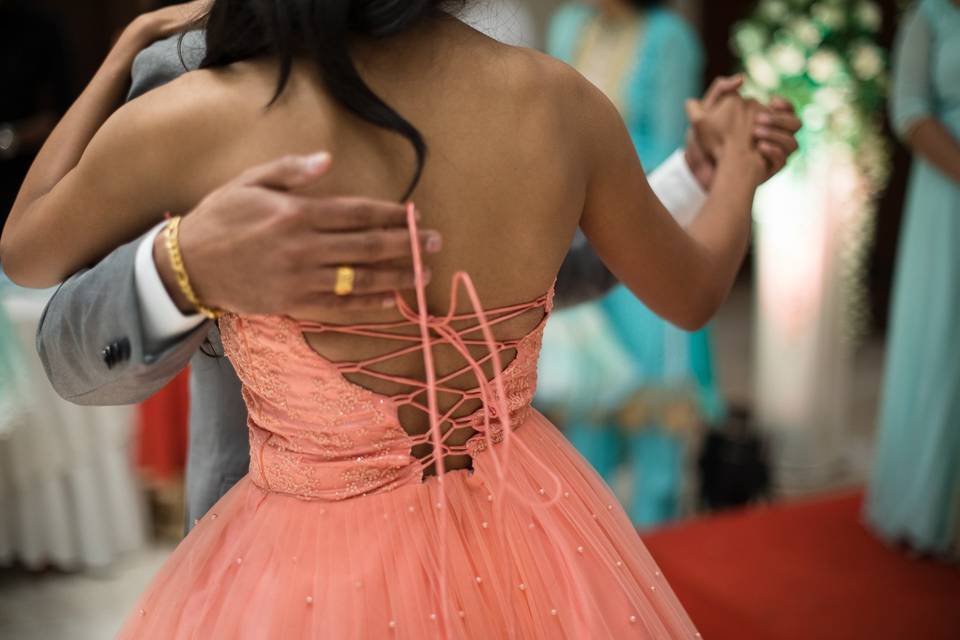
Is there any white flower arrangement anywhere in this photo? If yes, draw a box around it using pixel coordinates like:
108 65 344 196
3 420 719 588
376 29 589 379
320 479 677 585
807 49 843 83
732 0 889 169
789 17 823 48
733 0 892 344
771 42 807 75
851 41 884 80
812 3 845 29
762 0 791 23
855 1 883 31
747 54 781 89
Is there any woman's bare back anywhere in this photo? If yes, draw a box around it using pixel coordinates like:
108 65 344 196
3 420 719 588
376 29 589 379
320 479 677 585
144 17 591 441
170 17 583 321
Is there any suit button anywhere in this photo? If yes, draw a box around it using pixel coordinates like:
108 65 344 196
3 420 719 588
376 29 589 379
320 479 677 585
117 337 131 363
101 344 115 369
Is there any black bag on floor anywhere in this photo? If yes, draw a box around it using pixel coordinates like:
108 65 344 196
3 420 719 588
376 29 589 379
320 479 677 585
698 405 770 510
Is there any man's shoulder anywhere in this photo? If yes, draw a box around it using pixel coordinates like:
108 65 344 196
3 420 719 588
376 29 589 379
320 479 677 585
128 30 206 101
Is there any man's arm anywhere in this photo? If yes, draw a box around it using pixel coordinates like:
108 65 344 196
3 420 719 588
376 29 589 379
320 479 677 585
135 223 205 345
32 7 210 404
36 235 210 404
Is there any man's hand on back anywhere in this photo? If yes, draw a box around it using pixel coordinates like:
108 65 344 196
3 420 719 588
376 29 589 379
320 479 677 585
154 152 442 320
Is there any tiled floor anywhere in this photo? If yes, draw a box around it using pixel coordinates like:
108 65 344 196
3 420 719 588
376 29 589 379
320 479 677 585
0 545 172 639
0 283 887 639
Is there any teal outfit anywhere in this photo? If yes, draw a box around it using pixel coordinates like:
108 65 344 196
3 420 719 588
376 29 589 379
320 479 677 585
542 5 720 527
0 275 28 435
866 0 960 556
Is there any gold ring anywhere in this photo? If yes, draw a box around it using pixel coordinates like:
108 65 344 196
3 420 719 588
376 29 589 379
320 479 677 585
334 265 356 296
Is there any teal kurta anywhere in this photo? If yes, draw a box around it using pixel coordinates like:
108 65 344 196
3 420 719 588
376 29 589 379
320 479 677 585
866 0 960 556
0 278 28 436
540 4 718 527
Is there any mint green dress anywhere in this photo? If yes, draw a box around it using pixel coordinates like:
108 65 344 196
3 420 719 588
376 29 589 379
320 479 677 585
0 277 28 437
866 0 960 556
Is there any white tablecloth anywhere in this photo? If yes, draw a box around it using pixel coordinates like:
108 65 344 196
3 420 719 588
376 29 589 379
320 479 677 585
0 288 146 571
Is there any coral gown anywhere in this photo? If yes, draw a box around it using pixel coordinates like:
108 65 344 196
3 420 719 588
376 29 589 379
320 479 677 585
117 208 700 638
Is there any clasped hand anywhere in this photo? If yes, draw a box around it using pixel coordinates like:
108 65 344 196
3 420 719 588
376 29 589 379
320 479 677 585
684 76 801 188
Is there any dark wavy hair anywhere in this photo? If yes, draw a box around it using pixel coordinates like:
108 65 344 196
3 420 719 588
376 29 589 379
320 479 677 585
197 0 462 201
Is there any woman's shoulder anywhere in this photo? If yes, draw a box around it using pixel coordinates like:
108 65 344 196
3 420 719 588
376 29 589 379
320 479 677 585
120 67 240 139
450 37 615 154
495 44 606 113
92 66 254 200
125 61 271 133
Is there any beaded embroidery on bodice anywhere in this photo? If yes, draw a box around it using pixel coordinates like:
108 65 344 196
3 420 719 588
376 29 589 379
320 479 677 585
219 284 554 502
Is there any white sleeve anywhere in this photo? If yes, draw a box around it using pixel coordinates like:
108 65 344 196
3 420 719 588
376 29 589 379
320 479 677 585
135 223 205 343
647 149 708 228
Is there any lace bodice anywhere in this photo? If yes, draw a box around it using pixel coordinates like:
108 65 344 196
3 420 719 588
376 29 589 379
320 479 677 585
220 252 554 503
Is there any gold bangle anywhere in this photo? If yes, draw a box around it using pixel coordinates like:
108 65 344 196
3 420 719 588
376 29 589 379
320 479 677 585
163 216 224 320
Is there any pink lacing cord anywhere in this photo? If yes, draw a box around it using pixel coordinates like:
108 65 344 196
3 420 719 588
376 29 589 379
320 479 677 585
402 204 599 637
298 204 590 636
299 297 552 462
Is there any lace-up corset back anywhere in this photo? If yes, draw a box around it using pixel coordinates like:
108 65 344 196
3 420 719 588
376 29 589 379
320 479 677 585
219 280 554 502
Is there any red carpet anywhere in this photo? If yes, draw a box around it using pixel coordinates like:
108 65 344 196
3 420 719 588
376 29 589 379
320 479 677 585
642 491 960 639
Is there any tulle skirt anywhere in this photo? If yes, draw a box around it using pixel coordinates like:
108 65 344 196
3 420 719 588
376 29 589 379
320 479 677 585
117 412 699 638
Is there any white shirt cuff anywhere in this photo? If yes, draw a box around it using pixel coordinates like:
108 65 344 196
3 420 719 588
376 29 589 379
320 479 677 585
135 223 205 344
647 149 708 228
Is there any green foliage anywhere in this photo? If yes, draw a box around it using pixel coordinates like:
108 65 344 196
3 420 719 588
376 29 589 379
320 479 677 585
732 0 890 183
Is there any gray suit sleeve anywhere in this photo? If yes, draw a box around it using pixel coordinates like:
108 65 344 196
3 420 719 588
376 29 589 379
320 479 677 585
35 30 210 406
36 237 212 405
553 230 617 310
126 30 205 101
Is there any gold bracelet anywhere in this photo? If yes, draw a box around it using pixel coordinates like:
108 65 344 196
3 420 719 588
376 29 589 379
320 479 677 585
163 216 224 320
